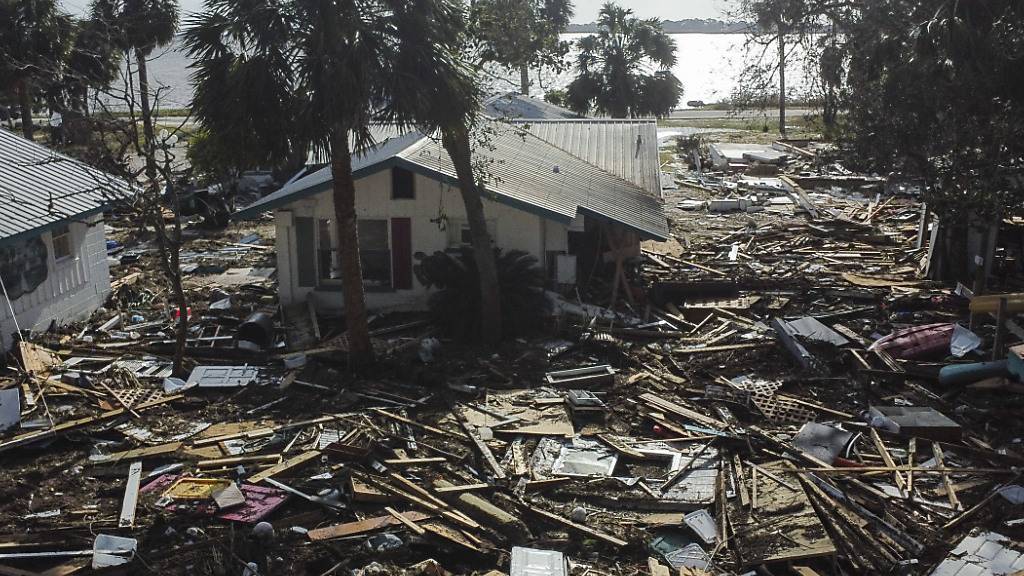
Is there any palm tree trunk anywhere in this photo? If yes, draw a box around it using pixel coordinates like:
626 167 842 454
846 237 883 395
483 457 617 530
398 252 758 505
442 126 502 344
136 48 159 184
778 21 787 137
329 129 375 364
17 78 33 139
519 64 530 95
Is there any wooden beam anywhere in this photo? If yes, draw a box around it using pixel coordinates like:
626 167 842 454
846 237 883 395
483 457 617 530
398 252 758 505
247 450 321 484
307 511 434 541
0 395 182 453
932 442 961 510
870 428 906 494
385 507 426 535
521 503 628 547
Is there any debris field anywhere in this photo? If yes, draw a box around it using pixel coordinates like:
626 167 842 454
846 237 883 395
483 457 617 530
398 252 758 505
1 138 1024 576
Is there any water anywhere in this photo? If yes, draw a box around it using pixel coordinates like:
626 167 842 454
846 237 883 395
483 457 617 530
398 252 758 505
134 33 808 112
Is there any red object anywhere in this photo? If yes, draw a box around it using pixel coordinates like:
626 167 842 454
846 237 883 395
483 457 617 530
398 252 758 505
832 457 865 468
871 323 955 360
391 217 413 290
173 307 192 320
141 474 288 523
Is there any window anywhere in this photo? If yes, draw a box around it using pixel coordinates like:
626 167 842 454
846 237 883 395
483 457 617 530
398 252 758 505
358 220 391 289
52 226 72 261
446 219 496 249
317 219 341 281
391 167 415 199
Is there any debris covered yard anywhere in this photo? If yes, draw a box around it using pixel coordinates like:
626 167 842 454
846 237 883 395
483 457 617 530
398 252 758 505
3 137 1024 576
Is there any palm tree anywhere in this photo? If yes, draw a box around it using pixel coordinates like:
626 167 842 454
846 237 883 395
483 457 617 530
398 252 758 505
385 0 503 343
188 0 507 355
95 0 179 181
565 2 682 118
64 9 122 117
186 0 408 365
0 0 74 139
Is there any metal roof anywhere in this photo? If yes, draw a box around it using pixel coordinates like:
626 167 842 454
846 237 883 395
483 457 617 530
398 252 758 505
236 122 669 240
483 93 582 120
0 129 130 245
515 119 663 198
401 124 668 240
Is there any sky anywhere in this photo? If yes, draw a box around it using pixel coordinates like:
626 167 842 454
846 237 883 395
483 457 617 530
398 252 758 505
570 0 735 23
62 0 736 22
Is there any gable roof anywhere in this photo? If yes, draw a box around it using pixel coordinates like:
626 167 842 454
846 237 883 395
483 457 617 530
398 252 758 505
515 119 662 198
236 122 669 240
483 92 582 120
0 129 130 245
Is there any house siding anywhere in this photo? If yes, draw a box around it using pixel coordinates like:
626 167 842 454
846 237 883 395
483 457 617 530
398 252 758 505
0 213 111 350
276 171 570 311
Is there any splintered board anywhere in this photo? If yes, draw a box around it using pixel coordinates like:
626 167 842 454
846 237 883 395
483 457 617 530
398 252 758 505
726 460 835 567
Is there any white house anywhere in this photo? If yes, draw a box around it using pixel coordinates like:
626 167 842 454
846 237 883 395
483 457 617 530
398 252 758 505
235 113 669 313
0 129 128 350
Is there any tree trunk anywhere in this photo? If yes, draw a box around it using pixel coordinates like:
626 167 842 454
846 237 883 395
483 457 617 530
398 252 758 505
778 21 787 137
519 64 530 96
329 129 375 365
17 78 33 139
442 126 502 344
149 193 188 374
136 48 159 185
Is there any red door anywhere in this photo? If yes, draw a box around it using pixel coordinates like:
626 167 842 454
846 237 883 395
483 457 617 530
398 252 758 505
391 218 413 290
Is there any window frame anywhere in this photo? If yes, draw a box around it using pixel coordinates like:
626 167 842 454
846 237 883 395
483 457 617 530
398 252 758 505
51 225 73 262
391 167 416 200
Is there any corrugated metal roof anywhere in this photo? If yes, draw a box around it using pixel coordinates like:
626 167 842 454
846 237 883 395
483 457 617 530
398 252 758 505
401 123 668 240
236 122 669 240
0 129 129 244
515 119 662 198
483 93 582 120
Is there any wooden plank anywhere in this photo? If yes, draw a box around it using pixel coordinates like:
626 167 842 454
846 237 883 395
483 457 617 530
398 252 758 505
118 461 143 528
0 395 182 453
638 393 728 430
372 408 461 439
385 507 426 535
595 434 646 459
932 442 961 510
389 474 449 509
307 511 434 541
247 450 321 484
674 342 775 355
870 428 906 494
907 437 916 495
433 484 491 495
522 503 627 547
92 441 182 464
458 414 506 480
382 457 446 466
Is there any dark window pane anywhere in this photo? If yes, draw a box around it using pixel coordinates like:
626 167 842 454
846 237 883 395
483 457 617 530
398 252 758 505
391 167 415 199
358 219 389 250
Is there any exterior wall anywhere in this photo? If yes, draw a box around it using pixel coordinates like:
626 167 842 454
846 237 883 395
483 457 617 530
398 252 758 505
0 214 111 350
276 170 571 311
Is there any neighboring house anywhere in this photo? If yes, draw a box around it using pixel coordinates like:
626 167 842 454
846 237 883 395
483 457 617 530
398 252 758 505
236 106 669 312
0 129 128 350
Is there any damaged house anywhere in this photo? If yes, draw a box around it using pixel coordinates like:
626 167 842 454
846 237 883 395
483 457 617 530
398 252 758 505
0 129 127 350
235 117 669 311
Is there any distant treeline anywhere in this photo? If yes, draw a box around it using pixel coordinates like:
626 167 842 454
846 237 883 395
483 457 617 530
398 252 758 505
566 19 751 34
